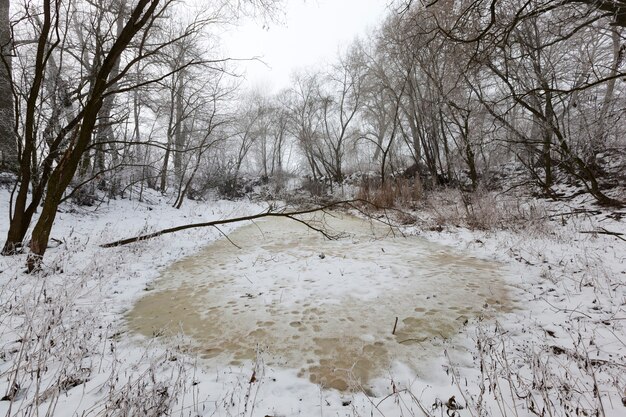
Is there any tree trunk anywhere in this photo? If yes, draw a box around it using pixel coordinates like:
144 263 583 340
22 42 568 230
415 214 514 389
2 0 53 254
27 0 162 270
28 132 91 271
0 0 16 172
539 86 555 191
588 27 620 174
2 198 28 254
173 72 185 182
93 0 126 190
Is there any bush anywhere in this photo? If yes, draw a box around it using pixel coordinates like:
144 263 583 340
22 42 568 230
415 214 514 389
70 185 97 206
0 171 17 188
300 177 330 197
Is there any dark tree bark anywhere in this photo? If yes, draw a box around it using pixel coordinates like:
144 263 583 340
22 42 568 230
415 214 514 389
0 0 16 172
2 0 55 255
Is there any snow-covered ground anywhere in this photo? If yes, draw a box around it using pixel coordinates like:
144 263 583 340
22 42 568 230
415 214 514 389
0 187 624 417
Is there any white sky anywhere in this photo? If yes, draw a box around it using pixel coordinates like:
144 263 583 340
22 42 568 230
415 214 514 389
223 0 391 93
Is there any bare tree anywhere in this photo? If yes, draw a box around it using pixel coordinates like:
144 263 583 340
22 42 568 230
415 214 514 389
462 2 623 203
287 71 324 181
316 44 367 182
1 0 196 262
3 0 283 265
213 91 268 196
267 91 291 180
388 0 624 203
172 72 233 208
25 0 176 270
357 36 408 183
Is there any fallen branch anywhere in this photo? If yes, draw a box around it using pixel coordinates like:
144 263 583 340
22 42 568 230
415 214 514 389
580 227 626 242
100 199 390 248
545 209 602 219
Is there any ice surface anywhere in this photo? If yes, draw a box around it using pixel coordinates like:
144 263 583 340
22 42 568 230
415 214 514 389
127 212 513 394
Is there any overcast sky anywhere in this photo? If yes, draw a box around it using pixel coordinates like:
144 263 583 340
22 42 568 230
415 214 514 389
223 0 391 93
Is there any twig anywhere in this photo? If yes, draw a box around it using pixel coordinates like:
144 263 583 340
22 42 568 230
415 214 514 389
212 225 242 249
541 298 593 319
398 338 426 344
544 209 602 219
284 214 342 240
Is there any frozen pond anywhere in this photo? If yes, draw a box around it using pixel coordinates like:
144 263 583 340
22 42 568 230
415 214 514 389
127 212 512 393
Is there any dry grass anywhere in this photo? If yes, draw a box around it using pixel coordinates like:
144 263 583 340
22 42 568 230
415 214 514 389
423 188 550 233
356 177 423 209
0 254 193 417
446 321 620 417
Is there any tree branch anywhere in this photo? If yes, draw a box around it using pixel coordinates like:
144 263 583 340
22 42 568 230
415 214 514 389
580 227 626 241
100 199 390 248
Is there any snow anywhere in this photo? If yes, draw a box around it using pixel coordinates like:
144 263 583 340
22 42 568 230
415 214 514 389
0 187 624 416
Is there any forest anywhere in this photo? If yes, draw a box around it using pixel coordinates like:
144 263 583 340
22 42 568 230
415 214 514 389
0 1 624 416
